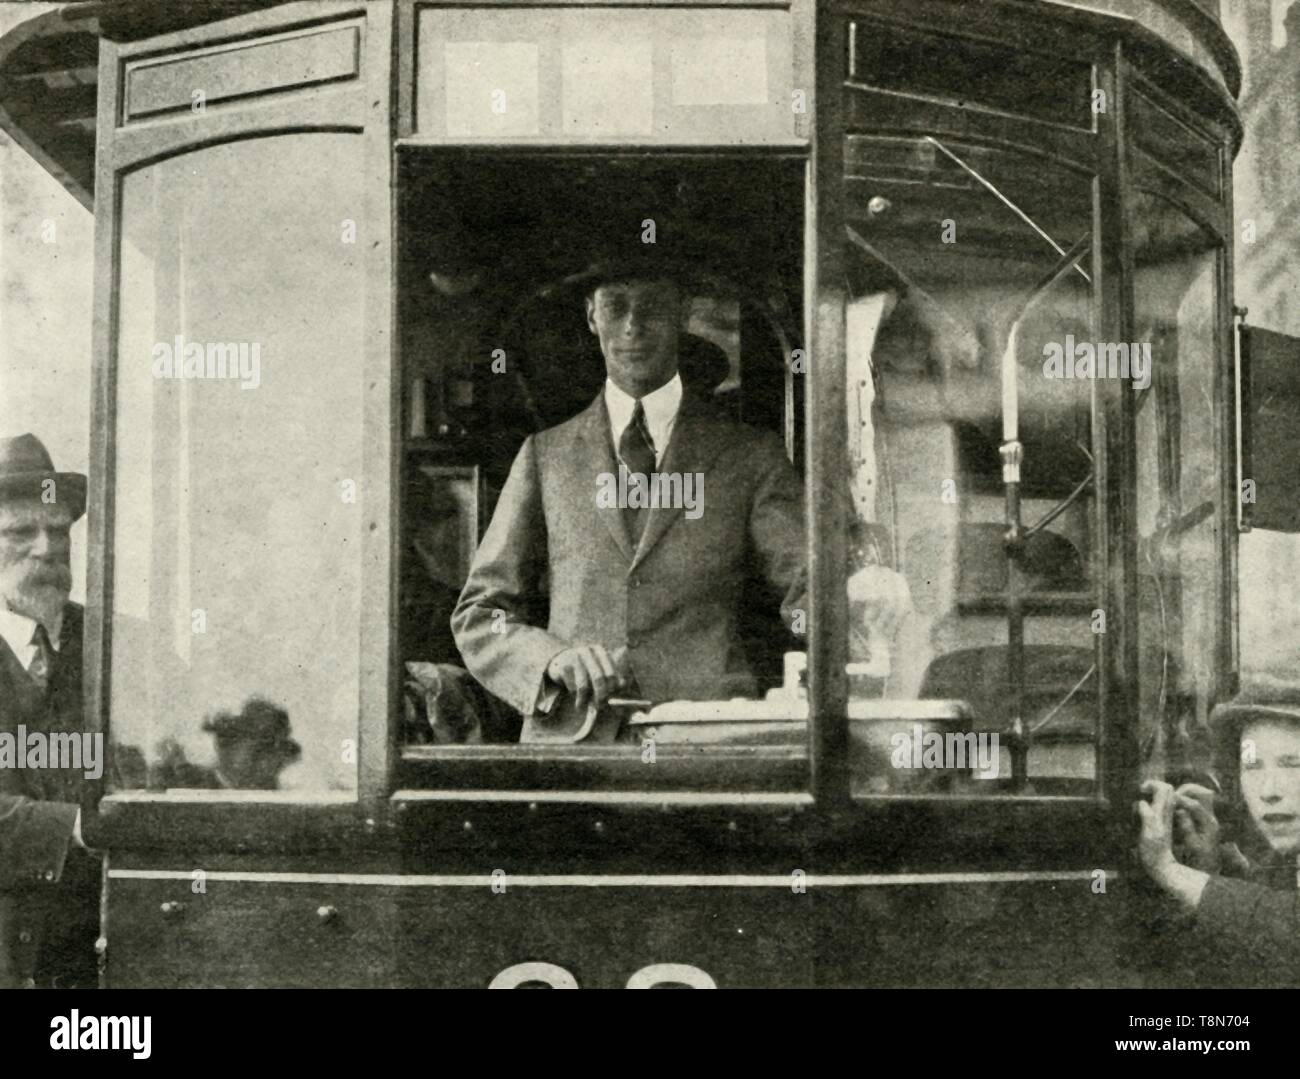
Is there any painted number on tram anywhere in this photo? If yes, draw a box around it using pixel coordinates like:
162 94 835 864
489 962 716 988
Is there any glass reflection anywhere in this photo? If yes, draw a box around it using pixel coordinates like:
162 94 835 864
842 133 1100 794
1132 189 1223 779
109 134 367 792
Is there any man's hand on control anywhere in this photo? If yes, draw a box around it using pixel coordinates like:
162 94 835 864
545 644 629 716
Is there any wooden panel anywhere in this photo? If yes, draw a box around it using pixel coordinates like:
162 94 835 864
108 877 398 988
123 22 360 122
396 883 818 988
822 877 1133 987
106 870 1128 987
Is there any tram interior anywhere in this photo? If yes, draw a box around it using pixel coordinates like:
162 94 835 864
396 144 1105 793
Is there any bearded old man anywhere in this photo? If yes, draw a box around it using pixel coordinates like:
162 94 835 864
0 434 99 989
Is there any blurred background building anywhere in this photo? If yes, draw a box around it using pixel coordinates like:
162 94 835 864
1222 0 1300 672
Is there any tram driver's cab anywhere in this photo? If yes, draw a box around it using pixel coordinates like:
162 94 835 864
63 0 1236 847
377 12 1235 814
388 137 1136 803
394 152 811 747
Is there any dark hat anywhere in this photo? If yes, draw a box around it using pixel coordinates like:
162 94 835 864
678 333 732 393
1210 671 1300 740
1204 670 1300 799
202 698 302 759
558 250 703 294
0 434 87 520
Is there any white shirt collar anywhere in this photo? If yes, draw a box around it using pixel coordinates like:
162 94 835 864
0 605 62 668
604 372 683 467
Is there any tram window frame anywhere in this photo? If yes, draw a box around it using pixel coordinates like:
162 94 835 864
393 146 815 795
80 0 396 853
77 0 1242 865
1121 60 1238 775
811 10 1115 821
388 7 1241 865
796 4 1236 856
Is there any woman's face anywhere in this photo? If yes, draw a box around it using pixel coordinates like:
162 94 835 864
1240 719 1300 856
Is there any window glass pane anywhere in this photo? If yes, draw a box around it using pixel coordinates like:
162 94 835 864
840 130 1100 796
1129 92 1221 198
1132 190 1222 776
849 21 1093 128
399 153 811 774
109 134 366 793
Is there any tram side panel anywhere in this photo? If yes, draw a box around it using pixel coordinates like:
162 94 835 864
105 871 1131 987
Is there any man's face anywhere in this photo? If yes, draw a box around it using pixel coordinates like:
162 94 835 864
1240 719 1300 856
0 499 74 628
585 279 683 397
216 738 292 790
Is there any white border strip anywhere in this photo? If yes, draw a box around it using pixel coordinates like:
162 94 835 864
109 869 1115 887
390 790 814 805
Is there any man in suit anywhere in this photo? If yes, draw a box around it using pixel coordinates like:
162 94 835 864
451 256 908 739
0 433 99 988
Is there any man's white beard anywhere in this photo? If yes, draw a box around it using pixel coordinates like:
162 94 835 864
2 566 71 634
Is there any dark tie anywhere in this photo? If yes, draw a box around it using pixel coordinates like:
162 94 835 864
28 622 55 692
618 401 657 547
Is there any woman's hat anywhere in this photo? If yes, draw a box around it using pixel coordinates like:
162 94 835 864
0 433 87 520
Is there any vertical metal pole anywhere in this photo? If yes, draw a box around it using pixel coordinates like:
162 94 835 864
1000 440 1027 788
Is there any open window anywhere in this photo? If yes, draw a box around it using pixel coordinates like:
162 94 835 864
395 149 814 788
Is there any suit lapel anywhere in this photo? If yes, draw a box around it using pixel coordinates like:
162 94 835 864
632 390 727 569
575 392 636 564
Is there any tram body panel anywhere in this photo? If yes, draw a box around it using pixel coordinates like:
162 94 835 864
0 0 1254 987
104 865 1129 988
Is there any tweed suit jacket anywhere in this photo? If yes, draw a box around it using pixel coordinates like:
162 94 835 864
451 389 807 717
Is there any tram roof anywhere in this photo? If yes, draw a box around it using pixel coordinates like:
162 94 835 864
0 2 278 208
0 0 1241 212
